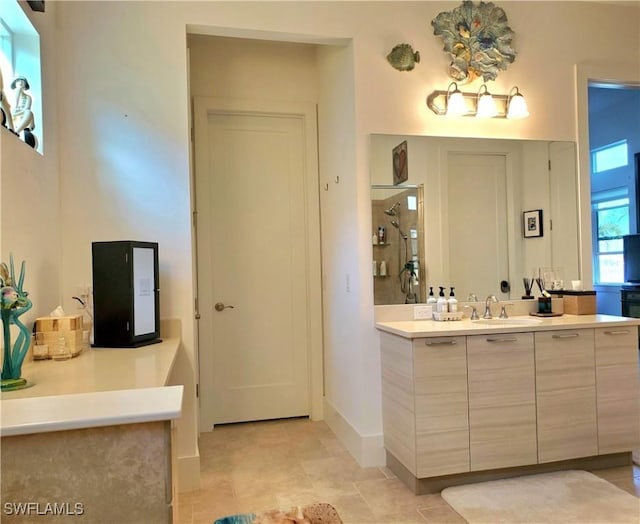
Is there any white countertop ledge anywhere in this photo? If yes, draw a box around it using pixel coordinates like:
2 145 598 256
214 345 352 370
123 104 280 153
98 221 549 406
376 314 640 338
1 385 184 437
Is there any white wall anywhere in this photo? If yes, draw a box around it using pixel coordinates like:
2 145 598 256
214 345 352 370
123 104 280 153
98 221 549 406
11 1 639 475
1 0 60 328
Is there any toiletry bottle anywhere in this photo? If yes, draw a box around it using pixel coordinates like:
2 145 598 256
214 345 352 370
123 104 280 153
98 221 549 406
448 287 458 313
379 260 387 277
378 226 386 244
437 286 448 313
372 260 377 276
372 233 378 245
427 287 437 305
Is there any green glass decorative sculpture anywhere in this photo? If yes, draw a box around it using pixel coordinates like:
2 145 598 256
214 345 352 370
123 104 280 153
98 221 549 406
1 255 32 390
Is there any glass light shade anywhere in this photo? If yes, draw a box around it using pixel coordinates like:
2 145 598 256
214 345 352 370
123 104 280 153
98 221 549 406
446 91 467 116
476 93 498 118
507 89 529 119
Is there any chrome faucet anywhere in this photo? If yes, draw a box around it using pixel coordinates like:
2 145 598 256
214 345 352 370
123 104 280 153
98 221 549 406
483 295 499 319
464 305 480 320
499 304 511 319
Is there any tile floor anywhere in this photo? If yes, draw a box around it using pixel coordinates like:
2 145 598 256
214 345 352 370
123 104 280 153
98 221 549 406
178 418 640 524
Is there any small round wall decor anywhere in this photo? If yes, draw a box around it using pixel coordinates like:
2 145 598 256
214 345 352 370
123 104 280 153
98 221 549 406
431 0 516 83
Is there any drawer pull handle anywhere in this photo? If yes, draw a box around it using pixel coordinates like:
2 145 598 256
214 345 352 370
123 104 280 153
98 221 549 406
425 340 457 346
552 333 580 339
486 337 518 343
604 330 630 335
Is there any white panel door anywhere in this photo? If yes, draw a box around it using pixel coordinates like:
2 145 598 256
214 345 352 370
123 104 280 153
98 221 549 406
197 109 311 427
447 153 509 300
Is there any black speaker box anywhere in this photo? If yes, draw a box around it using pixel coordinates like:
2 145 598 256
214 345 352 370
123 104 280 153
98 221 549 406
92 241 161 348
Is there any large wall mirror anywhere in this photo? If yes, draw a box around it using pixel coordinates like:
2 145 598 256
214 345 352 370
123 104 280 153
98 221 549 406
370 135 580 305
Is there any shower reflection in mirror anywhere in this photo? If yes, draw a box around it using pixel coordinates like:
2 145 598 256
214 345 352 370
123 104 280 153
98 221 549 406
372 185 425 304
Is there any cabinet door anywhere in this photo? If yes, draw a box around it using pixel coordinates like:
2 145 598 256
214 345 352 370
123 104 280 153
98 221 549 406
381 333 416 474
595 327 640 454
535 329 597 463
414 336 469 477
467 333 537 471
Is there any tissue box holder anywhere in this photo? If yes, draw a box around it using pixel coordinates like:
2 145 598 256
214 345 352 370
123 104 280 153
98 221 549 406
549 290 596 315
34 315 84 358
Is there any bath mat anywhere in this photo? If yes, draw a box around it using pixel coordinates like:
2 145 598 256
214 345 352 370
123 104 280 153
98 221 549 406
214 502 342 524
441 469 639 523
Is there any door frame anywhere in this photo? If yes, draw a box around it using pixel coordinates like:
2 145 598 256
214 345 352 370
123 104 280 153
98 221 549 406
192 96 324 430
575 61 640 287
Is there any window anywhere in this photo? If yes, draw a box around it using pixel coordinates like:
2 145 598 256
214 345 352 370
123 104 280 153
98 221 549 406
592 188 630 283
592 140 629 174
0 1 42 152
0 18 14 81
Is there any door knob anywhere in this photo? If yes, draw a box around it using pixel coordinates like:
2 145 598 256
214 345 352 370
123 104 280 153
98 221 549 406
214 302 235 312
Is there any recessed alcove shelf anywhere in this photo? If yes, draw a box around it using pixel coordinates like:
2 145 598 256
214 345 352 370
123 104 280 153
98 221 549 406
1 0 43 153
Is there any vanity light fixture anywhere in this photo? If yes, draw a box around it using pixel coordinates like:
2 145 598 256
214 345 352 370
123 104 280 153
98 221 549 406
426 83 529 119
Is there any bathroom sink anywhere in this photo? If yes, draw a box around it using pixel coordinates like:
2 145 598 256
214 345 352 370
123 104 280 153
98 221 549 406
472 317 543 327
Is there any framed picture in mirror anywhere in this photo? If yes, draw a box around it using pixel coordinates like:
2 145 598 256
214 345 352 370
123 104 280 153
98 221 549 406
523 209 543 238
392 141 408 185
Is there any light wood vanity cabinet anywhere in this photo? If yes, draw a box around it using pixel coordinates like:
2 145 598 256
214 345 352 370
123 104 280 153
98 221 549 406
380 321 639 488
534 329 598 463
594 327 640 454
467 333 537 470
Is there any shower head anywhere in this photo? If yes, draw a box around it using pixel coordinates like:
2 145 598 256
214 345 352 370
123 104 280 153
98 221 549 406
384 202 401 216
390 219 408 239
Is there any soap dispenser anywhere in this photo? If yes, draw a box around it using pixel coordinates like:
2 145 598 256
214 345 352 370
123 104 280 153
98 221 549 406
448 287 458 313
437 286 448 313
427 287 437 305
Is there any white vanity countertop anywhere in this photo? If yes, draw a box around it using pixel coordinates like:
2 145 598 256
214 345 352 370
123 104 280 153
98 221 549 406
0 337 181 437
376 314 640 339
1 385 183 437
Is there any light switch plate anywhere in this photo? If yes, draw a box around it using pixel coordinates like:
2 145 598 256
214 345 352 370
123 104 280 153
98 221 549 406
413 305 433 320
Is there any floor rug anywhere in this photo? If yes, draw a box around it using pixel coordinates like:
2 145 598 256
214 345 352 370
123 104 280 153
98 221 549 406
213 502 342 524
441 469 639 523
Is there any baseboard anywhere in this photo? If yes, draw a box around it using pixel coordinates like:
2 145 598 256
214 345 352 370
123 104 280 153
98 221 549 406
177 453 201 492
387 450 633 495
323 398 386 467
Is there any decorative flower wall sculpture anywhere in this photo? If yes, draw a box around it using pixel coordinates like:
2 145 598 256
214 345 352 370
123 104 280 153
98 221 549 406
431 0 516 83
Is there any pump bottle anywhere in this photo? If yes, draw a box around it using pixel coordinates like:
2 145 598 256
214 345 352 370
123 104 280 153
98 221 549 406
427 287 437 305
448 287 458 313
437 286 448 313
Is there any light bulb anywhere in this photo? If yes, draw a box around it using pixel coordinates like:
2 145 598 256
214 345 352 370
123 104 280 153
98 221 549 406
446 83 467 116
476 85 498 118
507 87 530 119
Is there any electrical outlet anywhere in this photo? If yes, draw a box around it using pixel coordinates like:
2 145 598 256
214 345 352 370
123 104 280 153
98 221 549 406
346 274 351 293
413 305 433 320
